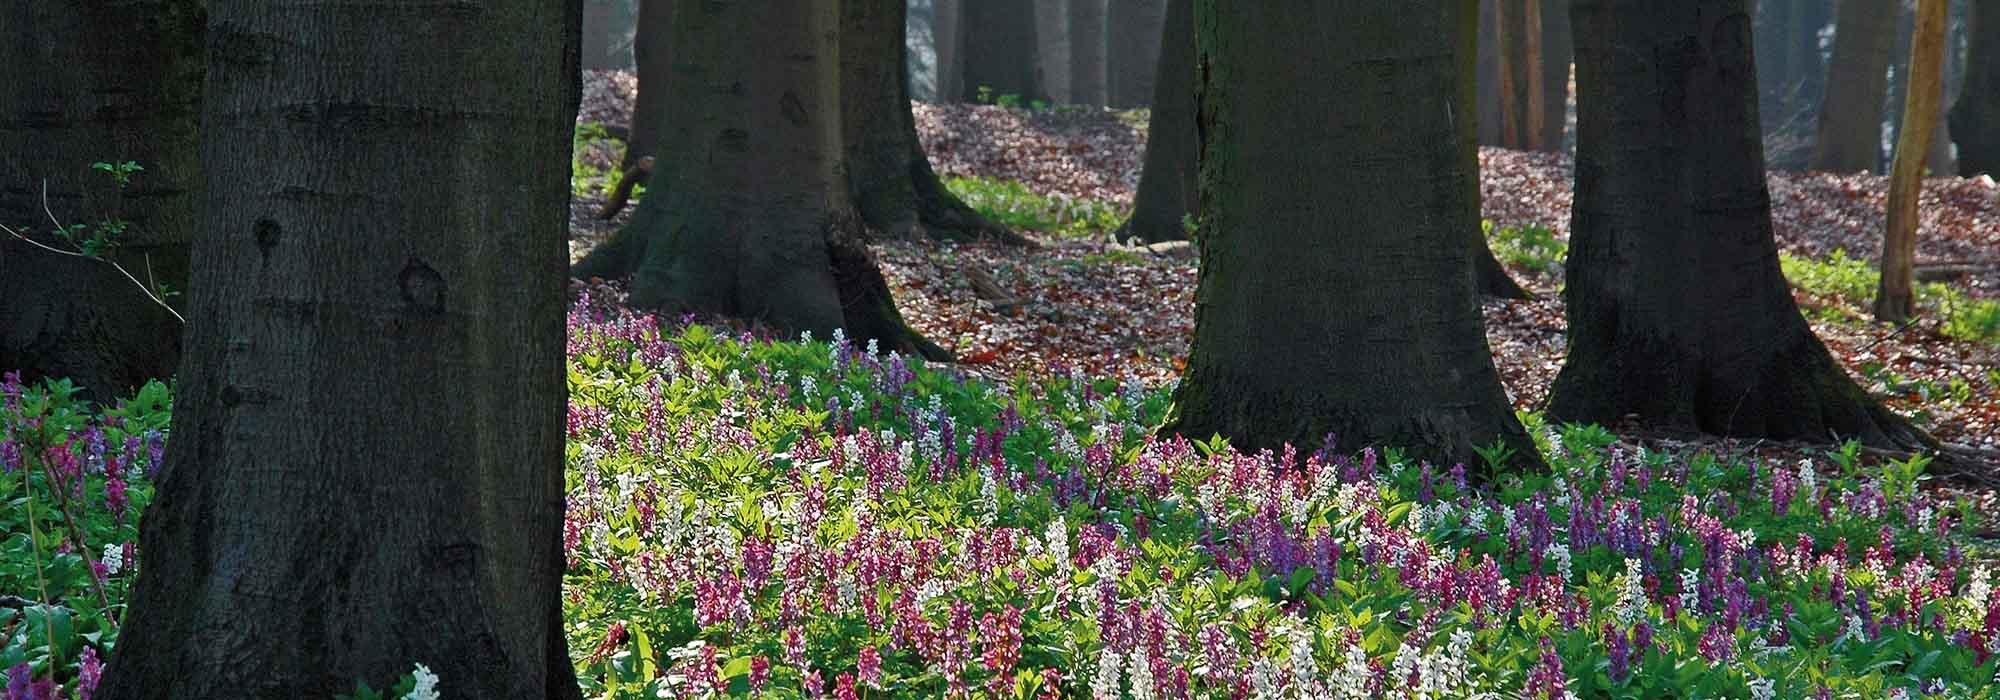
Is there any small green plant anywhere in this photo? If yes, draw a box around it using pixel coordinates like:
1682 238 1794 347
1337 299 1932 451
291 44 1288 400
1781 249 2000 344
1484 221 1567 275
1 161 183 323
572 121 626 199
944 176 1127 239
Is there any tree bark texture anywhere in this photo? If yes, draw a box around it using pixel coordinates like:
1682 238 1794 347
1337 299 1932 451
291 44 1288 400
1953 0 2000 174
1553 0 1927 450
1106 0 1165 107
1070 0 1108 105
621 0 672 172
1878 0 1945 322
1458 0 1536 299
1812 0 1897 172
0 0 202 402
1117 0 1195 243
1172 0 1543 470
573 0 947 360
935 0 963 102
1491 0 1547 149
959 0 1044 102
1035 0 1072 102
841 0 1022 244
98 1 584 698
1537 0 1573 152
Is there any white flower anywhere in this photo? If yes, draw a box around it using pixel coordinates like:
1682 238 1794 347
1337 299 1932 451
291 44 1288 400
404 663 440 700
1748 676 1776 700
1090 648 1123 700
1797 460 1819 501
1615 558 1646 625
1679 569 1701 613
1045 517 1072 573
1546 543 1573 584
1287 624 1319 695
101 543 125 576
1333 636 1369 700
1128 651 1156 700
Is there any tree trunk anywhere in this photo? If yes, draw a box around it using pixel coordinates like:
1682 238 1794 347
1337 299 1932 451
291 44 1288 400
1458 0 1536 299
1105 0 1165 107
840 0 1024 244
1035 0 1072 102
622 0 673 173
574 0 947 360
1811 0 1897 172
1116 0 1195 243
1491 0 1546 149
1537 0 1573 152
1880 0 1946 322
1953 0 2000 174
959 0 1044 102
1070 0 1108 105
1552 0 1927 450
1170 0 1543 470
582 0 636 70
0 0 202 404
935 0 963 102
1478 0 1504 145
98 1 583 698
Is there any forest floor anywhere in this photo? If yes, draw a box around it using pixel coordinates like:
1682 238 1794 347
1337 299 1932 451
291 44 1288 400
571 70 2000 479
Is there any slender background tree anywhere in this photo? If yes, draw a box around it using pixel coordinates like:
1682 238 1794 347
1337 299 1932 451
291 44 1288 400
1879 0 1947 322
1812 0 1897 172
1116 0 1195 243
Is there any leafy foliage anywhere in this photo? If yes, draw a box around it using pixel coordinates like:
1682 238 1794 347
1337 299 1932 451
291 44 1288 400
945 176 1127 239
1782 250 2000 344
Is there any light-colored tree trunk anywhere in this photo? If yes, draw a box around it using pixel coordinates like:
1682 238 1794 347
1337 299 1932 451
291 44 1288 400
1106 0 1165 107
1879 0 1946 322
935 0 963 102
1035 0 1072 102
1069 0 1108 104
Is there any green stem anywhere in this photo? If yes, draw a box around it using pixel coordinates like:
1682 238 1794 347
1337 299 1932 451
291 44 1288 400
20 467 61 674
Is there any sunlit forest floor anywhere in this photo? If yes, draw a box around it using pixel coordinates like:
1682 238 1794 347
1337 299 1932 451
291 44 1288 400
570 70 2000 473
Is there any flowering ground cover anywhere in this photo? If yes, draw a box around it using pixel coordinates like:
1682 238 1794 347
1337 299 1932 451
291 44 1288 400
7 296 2000 699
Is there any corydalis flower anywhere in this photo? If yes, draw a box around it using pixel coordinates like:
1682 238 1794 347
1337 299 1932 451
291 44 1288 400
403 663 439 700
1615 558 1646 625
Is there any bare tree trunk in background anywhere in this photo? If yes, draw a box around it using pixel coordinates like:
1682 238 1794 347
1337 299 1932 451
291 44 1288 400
960 0 1044 102
574 0 948 359
1812 0 1897 172
1035 0 1072 102
1117 0 1194 243
1106 0 1165 107
1491 0 1546 149
1478 0 1504 145
1070 0 1108 105
0 0 202 403
1879 0 1946 323
1951 0 2000 174
1538 0 1573 152
582 0 636 70
98 0 584 697
935 0 963 102
1170 0 1542 470
1554 0 1927 450
1460 0 1536 299
622 0 672 173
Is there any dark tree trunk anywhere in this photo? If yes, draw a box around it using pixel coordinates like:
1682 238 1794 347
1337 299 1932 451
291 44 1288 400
1953 0 2000 174
1537 0 1572 152
1552 0 1927 450
1459 0 1536 299
841 0 1023 244
1035 0 1072 101
1490 0 1546 149
1811 0 1897 172
1070 0 1108 105
582 0 635 70
959 0 1044 102
1760 0 1833 169
574 0 947 360
98 1 584 698
935 0 963 103
1105 0 1165 107
1116 0 1194 243
1478 0 1504 145
0 0 201 403
1171 0 1543 470
621 0 672 173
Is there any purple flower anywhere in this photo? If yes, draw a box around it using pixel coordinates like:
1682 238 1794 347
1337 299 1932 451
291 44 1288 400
78 646 103 700
1603 623 1631 684
5 663 29 700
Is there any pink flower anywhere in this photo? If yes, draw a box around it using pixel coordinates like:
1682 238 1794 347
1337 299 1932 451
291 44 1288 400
857 646 883 689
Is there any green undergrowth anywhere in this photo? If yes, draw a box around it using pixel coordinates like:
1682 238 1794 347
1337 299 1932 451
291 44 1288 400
1783 250 2000 344
944 176 1127 239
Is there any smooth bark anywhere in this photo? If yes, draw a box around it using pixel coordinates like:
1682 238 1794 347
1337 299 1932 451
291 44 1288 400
573 0 947 359
959 0 1044 102
1459 0 1536 299
1035 0 1072 102
1070 0 1108 105
1117 0 1194 243
99 1 583 698
1812 0 1897 172
1106 0 1166 107
622 0 672 173
1537 0 1572 152
1953 0 2000 174
1879 0 1945 322
0 0 202 402
1553 0 1926 450
935 0 963 102
1171 0 1542 469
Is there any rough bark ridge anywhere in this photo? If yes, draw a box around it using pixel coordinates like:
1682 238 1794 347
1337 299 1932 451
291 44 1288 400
1070 0 1108 104
959 0 1044 102
841 0 1024 245
1879 0 1945 322
1171 0 1543 470
1116 0 1195 243
1106 0 1166 107
97 1 584 698
1953 0 2000 174
0 0 202 403
621 0 672 173
1812 0 1897 172
1552 0 1927 450
573 0 947 360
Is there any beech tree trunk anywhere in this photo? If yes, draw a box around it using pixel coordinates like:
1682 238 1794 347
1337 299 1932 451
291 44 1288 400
0 0 201 403
1117 0 1194 243
1459 0 1536 299
1106 0 1166 107
1953 0 2000 174
1879 0 1946 322
841 0 1023 244
1035 0 1072 102
1491 0 1546 149
573 0 947 360
959 0 1044 102
1070 0 1108 105
98 1 583 698
1171 0 1542 470
1537 0 1573 152
1812 0 1897 172
1552 0 1927 450
622 0 672 173
935 0 963 102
